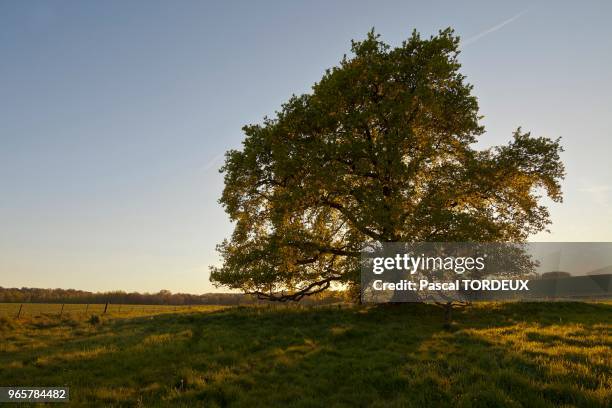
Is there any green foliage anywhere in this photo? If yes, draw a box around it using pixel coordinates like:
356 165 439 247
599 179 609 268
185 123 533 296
0 303 609 406
211 29 565 299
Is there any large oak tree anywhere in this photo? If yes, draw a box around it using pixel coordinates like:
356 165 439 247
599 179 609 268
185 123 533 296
210 29 564 301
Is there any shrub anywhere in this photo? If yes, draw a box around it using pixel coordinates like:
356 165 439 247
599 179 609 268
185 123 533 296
88 314 101 326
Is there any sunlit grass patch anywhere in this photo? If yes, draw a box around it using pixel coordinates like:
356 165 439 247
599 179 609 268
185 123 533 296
141 333 174 346
0 302 609 406
90 386 137 403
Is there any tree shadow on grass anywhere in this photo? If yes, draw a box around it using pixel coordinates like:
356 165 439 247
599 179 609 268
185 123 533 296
1 302 609 406
167 303 610 407
181 303 610 407
1 304 441 405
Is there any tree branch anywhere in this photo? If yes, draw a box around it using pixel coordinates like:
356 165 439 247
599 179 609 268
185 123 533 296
249 275 342 302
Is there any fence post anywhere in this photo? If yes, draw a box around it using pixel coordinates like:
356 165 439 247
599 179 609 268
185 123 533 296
103 301 109 314
16 304 23 319
118 304 121 313
85 304 89 314
59 304 65 317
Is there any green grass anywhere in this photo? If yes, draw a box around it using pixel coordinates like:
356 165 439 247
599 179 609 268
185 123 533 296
0 303 220 318
0 302 610 407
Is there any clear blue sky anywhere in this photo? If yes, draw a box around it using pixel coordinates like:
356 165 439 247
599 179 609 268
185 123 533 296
1 1 611 293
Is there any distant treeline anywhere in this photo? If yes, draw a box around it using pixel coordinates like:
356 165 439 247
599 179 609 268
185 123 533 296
0 287 346 305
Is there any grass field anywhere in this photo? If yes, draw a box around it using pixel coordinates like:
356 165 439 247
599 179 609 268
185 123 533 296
0 303 223 318
0 302 610 407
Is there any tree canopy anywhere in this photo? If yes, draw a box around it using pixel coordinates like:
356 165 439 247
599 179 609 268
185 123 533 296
210 29 565 301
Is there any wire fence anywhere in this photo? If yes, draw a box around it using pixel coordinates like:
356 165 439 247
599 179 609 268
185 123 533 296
0 301 346 320
0 303 216 319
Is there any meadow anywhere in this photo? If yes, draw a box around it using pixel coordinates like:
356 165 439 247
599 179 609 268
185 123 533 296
0 302 610 407
0 303 221 319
